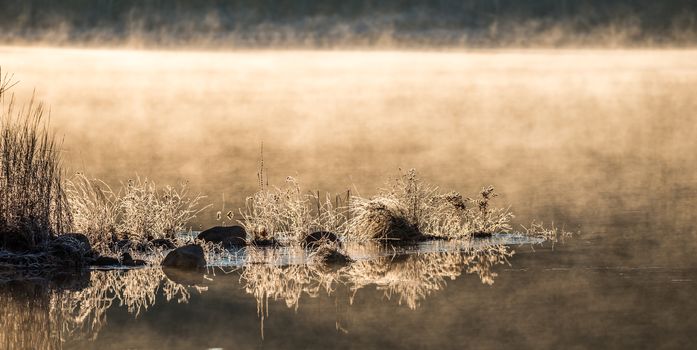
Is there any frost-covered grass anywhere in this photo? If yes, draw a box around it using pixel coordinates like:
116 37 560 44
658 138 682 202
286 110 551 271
0 70 71 251
240 177 350 243
66 173 209 256
239 168 514 243
348 169 514 240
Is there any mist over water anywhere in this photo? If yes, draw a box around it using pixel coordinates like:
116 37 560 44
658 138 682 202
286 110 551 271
3 43 697 349
3 46 697 248
2 3 697 349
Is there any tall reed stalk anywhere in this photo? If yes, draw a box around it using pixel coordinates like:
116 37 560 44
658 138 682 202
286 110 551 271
0 69 70 251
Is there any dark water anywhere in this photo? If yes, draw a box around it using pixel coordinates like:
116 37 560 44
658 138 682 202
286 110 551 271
2 48 697 349
3 228 697 349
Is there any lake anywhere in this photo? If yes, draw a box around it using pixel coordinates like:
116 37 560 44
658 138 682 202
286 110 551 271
1 46 696 349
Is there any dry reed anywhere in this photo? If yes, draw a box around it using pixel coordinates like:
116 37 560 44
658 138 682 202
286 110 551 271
0 69 71 251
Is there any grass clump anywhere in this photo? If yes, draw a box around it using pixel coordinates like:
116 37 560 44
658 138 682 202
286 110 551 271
119 177 206 241
0 70 71 252
239 176 308 243
239 167 515 243
66 174 209 256
239 153 349 245
240 177 351 244
65 174 119 253
348 169 514 241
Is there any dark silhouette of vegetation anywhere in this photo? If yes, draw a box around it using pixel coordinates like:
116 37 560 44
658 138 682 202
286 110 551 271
0 70 71 252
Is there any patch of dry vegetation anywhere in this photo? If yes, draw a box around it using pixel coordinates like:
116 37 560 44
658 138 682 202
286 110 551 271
348 169 514 240
66 173 209 257
239 156 349 244
240 167 514 243
0 69 71 252
0 69 565 270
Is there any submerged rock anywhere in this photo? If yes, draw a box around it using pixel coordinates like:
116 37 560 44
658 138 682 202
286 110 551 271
92 256 120 267
197 226 246 248
161 244 206 269
304 231 340 247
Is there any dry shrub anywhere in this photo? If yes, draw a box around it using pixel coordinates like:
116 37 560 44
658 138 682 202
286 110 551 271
348 169 514 240
66 174 209 255
65 173 119 253
0 69 71 251
240 176 348 243
239 168 515 242
119 177 206 240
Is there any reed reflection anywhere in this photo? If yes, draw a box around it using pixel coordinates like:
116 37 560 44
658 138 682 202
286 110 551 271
1 238 523 348
0 268 206 349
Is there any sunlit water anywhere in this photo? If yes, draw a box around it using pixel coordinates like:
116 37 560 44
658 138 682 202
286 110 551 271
1 46 697 349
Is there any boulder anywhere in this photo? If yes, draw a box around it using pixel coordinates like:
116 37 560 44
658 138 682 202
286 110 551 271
377 216 423 241
49 234 93 266
61 233 92 254
161 244 206 269
197 226 246 248
304 231 339 247
92 256 120 266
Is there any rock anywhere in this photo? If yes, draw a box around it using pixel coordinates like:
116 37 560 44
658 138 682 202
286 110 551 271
61 233 92 254
121 252 146 266
378 216 424 241
304 231 340 247
421 234 450 241
92 256 120 266
197 226 246 248
49 234 92 266
151 238 176 249
161 244 206 269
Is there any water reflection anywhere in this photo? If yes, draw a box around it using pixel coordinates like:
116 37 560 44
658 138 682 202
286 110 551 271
0 268 205 349
1 238 531 348
55 268 208 342
346 245 512 309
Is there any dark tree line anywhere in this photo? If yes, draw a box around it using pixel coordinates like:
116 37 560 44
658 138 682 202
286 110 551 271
1 0 696 46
